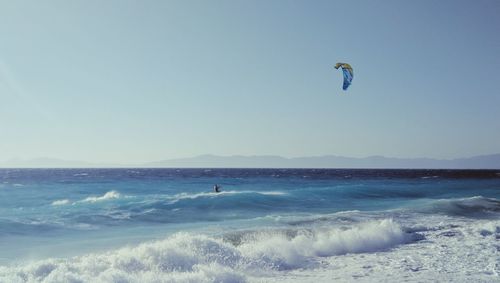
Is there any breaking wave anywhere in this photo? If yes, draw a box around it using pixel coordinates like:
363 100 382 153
81 191 121 203
0 219 412 282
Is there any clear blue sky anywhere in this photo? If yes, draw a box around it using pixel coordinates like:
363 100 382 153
1 0 499 163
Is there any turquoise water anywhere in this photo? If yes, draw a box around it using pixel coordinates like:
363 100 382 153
0 169 499 282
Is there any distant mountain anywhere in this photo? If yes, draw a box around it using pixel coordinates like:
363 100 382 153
146 154 500 169
1 154 499 169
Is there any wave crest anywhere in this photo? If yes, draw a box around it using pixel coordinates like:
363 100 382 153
0 219 412 282
51 199 70 206
238 219 410 269
167 190 287 204
81 191 121 203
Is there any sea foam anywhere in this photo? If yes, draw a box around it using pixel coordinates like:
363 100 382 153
238 219 409 269
0 219 410 282
0 233 245 283
51 199 70 206
81 191 121 203
167 190 287 204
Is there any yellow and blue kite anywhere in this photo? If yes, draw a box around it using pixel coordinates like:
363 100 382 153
334 63 353 91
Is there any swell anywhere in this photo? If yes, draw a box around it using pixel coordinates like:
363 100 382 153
5 192 499 239
0 190 292 233
414 196 500 217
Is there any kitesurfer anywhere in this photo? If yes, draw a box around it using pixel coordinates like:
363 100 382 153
213 184 221 193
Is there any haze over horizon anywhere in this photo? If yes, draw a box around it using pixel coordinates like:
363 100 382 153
1 153 499 169
1 1 499 163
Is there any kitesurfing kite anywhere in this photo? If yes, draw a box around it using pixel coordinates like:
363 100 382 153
334 63 353 91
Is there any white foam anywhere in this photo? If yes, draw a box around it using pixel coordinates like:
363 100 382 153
4 212 497 283
73 173 88 177
0 219 410 282
269 217 500 283
257 191 287 196
0 233 246 283
239 219 409 269
421 175 439 179
167 190 287 203
80 191 121 203
51 199 70 206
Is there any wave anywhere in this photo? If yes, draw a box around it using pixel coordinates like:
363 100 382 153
44 190 288 227
167 190 287 204
51 199 70 206
80 191 121 203
48 191 124 207
417 196 500 217
420 175 439 179
236 219 412 269
73 173 89 177
0 219 413 282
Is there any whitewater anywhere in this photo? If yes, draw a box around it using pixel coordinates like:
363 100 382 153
0 169 499 282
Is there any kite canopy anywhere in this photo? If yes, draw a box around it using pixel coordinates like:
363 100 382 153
335 63 353 90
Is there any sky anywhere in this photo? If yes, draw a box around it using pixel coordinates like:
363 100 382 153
1 0 499 164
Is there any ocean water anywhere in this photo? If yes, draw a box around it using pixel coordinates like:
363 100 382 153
0 168 499 282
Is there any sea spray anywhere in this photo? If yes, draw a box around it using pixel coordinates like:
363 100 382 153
0 219 412 282
238 219 409 269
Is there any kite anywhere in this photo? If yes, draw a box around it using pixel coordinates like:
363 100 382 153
334 63 353 91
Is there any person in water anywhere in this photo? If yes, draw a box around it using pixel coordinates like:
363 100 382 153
213 184 221 193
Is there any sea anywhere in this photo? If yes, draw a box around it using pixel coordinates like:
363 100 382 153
0 168 499 283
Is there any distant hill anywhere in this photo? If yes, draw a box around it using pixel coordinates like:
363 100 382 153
1 154 499 169
146 154 500 169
